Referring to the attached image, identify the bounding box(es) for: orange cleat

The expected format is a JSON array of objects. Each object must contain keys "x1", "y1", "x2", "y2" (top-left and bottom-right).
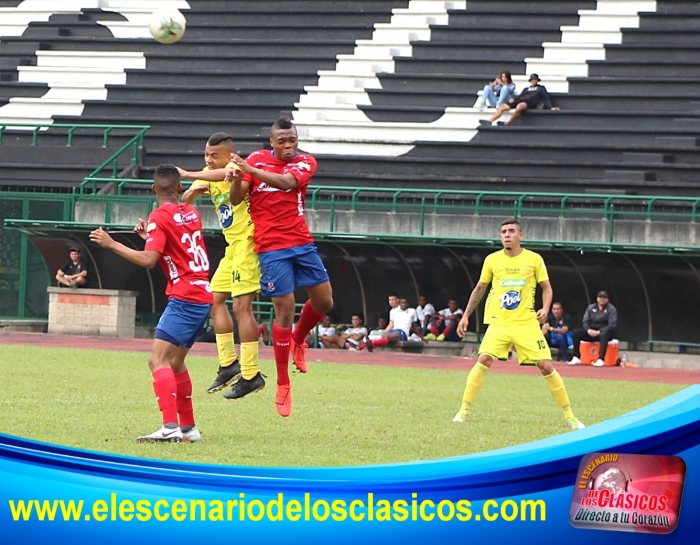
[
  {"x1": 292, "y1": 340, "x2": 308, "y2": 373},
  {"x1": 275, "y1": 384, "x2": 292, "y2": 417}
]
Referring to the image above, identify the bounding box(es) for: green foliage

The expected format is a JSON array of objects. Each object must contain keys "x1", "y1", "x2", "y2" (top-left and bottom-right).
[{"x1": 0, "y1": 345, "x2": 686, "y2": 467}]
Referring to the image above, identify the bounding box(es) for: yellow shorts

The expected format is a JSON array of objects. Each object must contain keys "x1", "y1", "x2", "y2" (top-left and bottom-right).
[
  {"x1": 479, "y1": 321, "x2": 552, "y2": 365},
  {"x1": 210, "y1": 237, "x2": 261, "y2": 297}
]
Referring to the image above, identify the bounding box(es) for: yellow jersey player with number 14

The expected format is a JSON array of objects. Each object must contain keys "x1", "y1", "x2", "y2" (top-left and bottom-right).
[
  {"x1": 453, "y1": 217, "x2": 585, "y2": 430},
  {"x1": 179, "y1": 133, "x2": 265, "y2": 400}
]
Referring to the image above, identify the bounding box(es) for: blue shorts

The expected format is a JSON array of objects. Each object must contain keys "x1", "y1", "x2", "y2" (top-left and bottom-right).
[
  {"x1": 155, "y1": 298, "x2": 212, "y2": 349},
  {"x1": 389, "y1": 329, "x2": 408, "y2": 341},
  {"x1": 259, "y1": 243, "x2": 330, "y2": 298}
]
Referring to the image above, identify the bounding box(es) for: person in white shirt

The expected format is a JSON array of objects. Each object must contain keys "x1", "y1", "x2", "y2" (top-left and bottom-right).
[
  {"x1": 367, "y1": 298, "x2": 426, "y2": 349},
  {"x1": 321, "y1": 313, "x2": 370, "y2": 350},
  {"x1": 425, "y1": 299, "x2": 464, "y2": 341},
  {"x1": 306, "y1": 315, "x2": 336, "y2": 348},
  {"x1": 368, "y1": 317, "x2": 388, "y2": 341},
  {"x1": 415, "y1": 295, "x2": 436, "y2": 334}
]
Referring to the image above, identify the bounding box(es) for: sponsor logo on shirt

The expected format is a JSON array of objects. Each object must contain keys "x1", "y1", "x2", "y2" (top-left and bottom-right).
[
  {"x1": 499, "y1": 291, "x2": 522, "y2": 310},
  {"x1": 173, "y1": 210, "x2": 199, "y2": 224},
  {"x1": 500, "y1": 278, "x2": 526, "y2": 288},
  {"x1": 146, "y1": 222, "x2": 157, "y2": 233},
  {"x1": 217, "y1": 205, "x2": 233, "y2": 228},
  {"x1": 257, "y1": 182, "x2": 291, "y2": 193}
]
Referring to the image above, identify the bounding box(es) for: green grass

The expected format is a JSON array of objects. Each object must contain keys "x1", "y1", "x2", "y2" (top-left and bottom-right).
[{"x1": 0, "y1": 345, "x2": 688, "y2": 467}]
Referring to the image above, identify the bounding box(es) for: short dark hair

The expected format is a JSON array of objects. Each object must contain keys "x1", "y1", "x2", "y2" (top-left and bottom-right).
[
  {"x1": 207, "y1": 132, "x2": 234, "y2": 148},
  {"x1": 154, "y1": 164, "x2": 181, "y2": 192},
  {"x1": 501, "y1": 217, "x2": 522, "y2": 229},
  {"x1": 271, "y1": 116, "x2": 294, "y2": 132},
  {"x1": 388, "y1": 292, "x2": 399, "y2": 298},
  {"x1": 351, "y1": 313, "x2": 364, "y2": 322}
]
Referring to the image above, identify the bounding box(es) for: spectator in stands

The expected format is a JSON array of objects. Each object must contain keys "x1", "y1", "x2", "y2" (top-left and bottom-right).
[
  {"x1": 542, "y1": 301, "x2": 573, "y2": 362},
  {"x1": 568, "y1": 291, "x2": 618, "y2": 367},
  {"x1": 387, "y1": 292, "x2": 399, "y2": 319},
  {"x1": 368, "y1": 317, "x2": 388, "y2": 341},
  {"x1": 305, "y1": 315, "x2": 336, "y2": 348},
  {"x1": 367, "y1": 297, "x2": 425, "y2": 350},
  {"x1": 425, "y1": 298, "x2": 464, "y2": 341},
  {"x1": 321, "y1": 313, "x2": 370, "y2": 351},
  {"x1": 480, "y1": 74, "x2": 560, "y2": 127},
  {"x1": 55, "y1": 246, "x2": 88, "y2": 288},
  {"x1": 474, "y1": 71, "x2": 516, "y2": 110},
  {"x1": 416, "y1": 295, "x2": 436, "y2": 335}
]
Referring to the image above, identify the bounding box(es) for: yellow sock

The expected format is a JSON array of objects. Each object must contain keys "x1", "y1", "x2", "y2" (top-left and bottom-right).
[
  {"x1": 240, "y1": 341, "x2": 260, "y2": 380},
  {"x1": 544, "y1": 370, "x2": 573, "y2": 418},
  {"x1": 461, "y1": 362, "x2": 489, "y2": 410},
  {"x1": 215, "y1": 332, "x2": 238, "y2": 367}
]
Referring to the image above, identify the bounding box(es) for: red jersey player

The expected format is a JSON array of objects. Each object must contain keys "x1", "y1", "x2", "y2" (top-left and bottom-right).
[
  {"x1": 228, "y1": 117, "x2": 333, "y2": 417},
  {"x1": 89, "y1": 165, "x2": 213, "y2": 442}
]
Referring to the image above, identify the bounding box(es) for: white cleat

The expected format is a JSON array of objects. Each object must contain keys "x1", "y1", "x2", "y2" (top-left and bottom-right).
[
  {"x1": 565, "y1": 416, "x2": 585, "y2": 430},
  {"x1": 136, "y1": 426, "x2": 182, "y2": 443},
  {"x1": 592, "y1": 359, "x2": 605, "y2": 367},
  {"x1": 452, "y1": 409, "x2": 470, "y2": 423},
  {"x1": 182, "y1": 426, "x2": 201, "y2": 443},
  {"x1": 567, "y1": 356, "x2": 581, "y2": 366}
]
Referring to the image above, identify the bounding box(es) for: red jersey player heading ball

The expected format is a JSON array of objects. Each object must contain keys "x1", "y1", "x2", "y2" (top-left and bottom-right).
[
  {"x1": 90, "y1": 165, "x2": 213, "y2": 443},
  {"x1": 229, "y1": 117, "x2": 334, "y2": 418}
]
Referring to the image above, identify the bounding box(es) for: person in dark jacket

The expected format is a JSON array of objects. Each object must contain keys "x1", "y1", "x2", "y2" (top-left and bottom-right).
[
  {"x1": 480, "y1": 74, "x2": 560, "y2": 127},
  {"x1": 567, "y1": 291, "x2": 618, "y2": 367}
]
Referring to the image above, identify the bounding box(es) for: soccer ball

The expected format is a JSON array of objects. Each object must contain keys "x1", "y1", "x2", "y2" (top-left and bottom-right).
[{"x1": 148, "y1": 9, "x2": 186, "y2": 44}]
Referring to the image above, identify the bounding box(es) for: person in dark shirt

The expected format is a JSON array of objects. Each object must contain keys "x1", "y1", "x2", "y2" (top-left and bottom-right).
[
  {"x1": 542, "y1": 301, "x2": 573, "y2": 361},
  {"x1": 481, "y1": 74, "x2": 560, "y2": 127},
  {"x1": 56, "y1": 246, "x2": 88, "y2": 288},
  {"x1": 568, "y1": 291, "x2": 618, "y2": 367}
]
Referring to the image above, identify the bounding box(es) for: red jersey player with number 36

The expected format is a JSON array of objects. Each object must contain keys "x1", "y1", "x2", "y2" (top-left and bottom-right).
[
  {"x1": 228, "y1": 117, "x2": 333, "y2": 418},
  {"x1": 89, "y1": 165, "x2": 213, "y2": 443}
]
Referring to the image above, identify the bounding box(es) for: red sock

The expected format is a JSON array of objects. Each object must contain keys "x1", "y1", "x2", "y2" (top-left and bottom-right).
[
  {"x1": 152, "y1": 367, "x2": 178, "y2": 425},
  {"x1": 292, "y1": 300, "x2": 325, "y2": 345},
  {"x1": 431, "y1": 325, "x2": 438, "y2": 335},
  {"x1": 174, "y1": 369, "x2": 195, "y2": 428},
  {"x1": 372, "y1": 337, "x2": 390, "y2": 348},
  {"x1": 442, "y1": 327, "x2": 452, "y2": 337},
  {"x1": 273, "y1": 322, "x2": 292, "y2": 386}
]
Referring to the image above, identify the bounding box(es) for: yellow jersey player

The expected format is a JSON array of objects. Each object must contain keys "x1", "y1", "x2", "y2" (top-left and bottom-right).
[
  {"x1": 453, "y1": 217, "x2": 584, "y2": 430},
  {"x1": 178, "y1": 133, "x2": 265, "y2": 399}
]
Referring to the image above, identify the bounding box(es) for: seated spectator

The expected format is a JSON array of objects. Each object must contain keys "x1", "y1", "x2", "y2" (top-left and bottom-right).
[
  {"x1": 56, "y1": 246, "x2": 88, "y2": 288},
  {"x1": 474, "y1": 70, "x2": 516, "y2": 110},
  {"x1": 415, "y1": 295, "x2": 436, "y2": 335},
  {"x1": 368, "y1": 317, "x2": 388, "y2": 341},
  {"x1": 425, "y1": 298, "x2": 463, "y2": 341},
  {"x1": 480, "y1": 73, "x2": 560, "y2": 127},
  {"x1": 542, "y1": 301, "x2": 573, "y2": 361},
  {"x1": 257, "y1": 322, "x2": 270, "y2": 346},
  {"x1": 305, "y1": 315, "x2": 336, "y2": 348},
  {"x1": 367, "y1": 298, "x2": 425, "y2": 350},
  {"x1": 321, "y1": 313, "x2": 370, "y2": 351},
  {"x1": 568, "y1": 291, "x2": 618, "y2": 367}
]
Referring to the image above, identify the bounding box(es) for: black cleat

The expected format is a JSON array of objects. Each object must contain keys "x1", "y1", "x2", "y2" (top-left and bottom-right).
[
  {"x1": 206, "y1": 361, "x2": 241, "y2": 393},
  {"x1": 223, "y1": 372, "x2": 266, "y2": 400}
]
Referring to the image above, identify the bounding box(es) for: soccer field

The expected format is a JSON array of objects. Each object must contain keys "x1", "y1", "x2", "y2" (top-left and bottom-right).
[{"x1": 0, "y1": 345, "x2": 687, "y2": 467}]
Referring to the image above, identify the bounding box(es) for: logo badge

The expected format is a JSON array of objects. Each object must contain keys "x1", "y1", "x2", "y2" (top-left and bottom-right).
[
  {"x1": 218, "y1": 205, "x2": 233, "y2": 228},
  {"x1": 267, "y1": 282, "x2": 276, "y2": 293},
  {"x1": 499, "y1": 290, "x2": 521, "y2": 310},
  {"x1": 569, "y1": 452, "x2": 686, "y2": 534}
]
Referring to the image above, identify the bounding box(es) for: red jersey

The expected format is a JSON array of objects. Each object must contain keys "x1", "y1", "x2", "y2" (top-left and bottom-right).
[
  {"x1": 144, "y1": 202, "x2": 213, "y2": 304},
  {"x1": 243, "y1": 150, "x2": 317, "y2": 253}
]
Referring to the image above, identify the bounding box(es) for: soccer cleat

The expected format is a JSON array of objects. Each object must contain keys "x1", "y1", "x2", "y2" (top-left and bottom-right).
[
  {"x1": 424, "y1": 333, "x2": 437, "y2": 341},
  {"x1": 567, "y1": 356, "x2": 581, "y2": 366},
  {"x1": 452, "y1": 408, "x2": 470, "y2": 423},
  {"x1": 275, "y1": 384, "x2": 292, "y2": 417},
  {"x1": 182, "y1": 426, "x2": 201, "y2": 443},
  {"x1": 206, "y1": 360, "x2": 241, "y2": 393},
  {"x1": 223, "y1": 372, "x2": 266, "y2": 399},
  {"x1": 136, "y1": 426, "x2": 182, "y2": 443},
  {"x1": 565, "y1": 416, "x2": 585, "y2": 430},
  {"x1": 592, "y1": 359, "x2": 605, "y2": 367},
  {"x1": 365, "y1": 338, "x2": 374, "y2": 352},
  {"x1": 479, "y1": 119, "x2": 491, "y2": 127},
  {"x1": 291, "y1": 340, "x2": 308, "y2": 373},
  {"x1": 436, "y1": 333, "x2": 446, "y2": 342}
]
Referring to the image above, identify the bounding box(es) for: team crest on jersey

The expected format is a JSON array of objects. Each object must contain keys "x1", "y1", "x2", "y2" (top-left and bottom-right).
[
  {"x1": 296, "y1": 161, "x2": 312, "y2": 171},
  {"x1": 218, "y1": 205, "x2": 233, "y2": 228},
  {"x1": 500, "y1": 291, "x2": 522, "y2": 310}
]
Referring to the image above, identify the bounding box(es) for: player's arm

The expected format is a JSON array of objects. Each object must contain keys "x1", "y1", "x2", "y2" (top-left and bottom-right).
[
  {"x1": 384, "y1": 320, "x2": 394, "y2": 334},
  {"x1": 89, "y1": 227, "x2": 160, "y2": 269},
  {"x1": 411, "y1": 321, "x2": 425, "y2": 342},
  {"x1": 457, "y1": 281, "x2": 490, "y2": 337},
  {"x1": 177, "y1": 167, "x2": 238, "y2": 182},
  {"x1": 537, "y1": 280, "x2": 553, "y2": 324},
  {"x1": 231, "y1": 153, "x2": 298, "y2": 190},
  {"x1": 182, "y1": 182, "x2": 209, "y2": 205}
]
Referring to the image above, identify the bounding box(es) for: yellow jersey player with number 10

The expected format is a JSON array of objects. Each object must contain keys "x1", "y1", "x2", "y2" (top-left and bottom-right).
[
  {"x1": 453, "y1": 217, "x2": 585, "y2": 431},
  {"x1": 179, "y1": 133, "x2": 265, "y2": 401}
]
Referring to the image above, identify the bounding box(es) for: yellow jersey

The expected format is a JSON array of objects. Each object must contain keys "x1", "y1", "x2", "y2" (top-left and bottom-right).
[
  {"x1": 480, "y1": 248, "x2": 549, "y2": 324},
  {"x1": 189, "y1": 162, "x2": 254, "y2": 245}
]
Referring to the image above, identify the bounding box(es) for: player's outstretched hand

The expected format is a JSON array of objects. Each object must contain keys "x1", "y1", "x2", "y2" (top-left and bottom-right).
[
  {"x1": 133, "y1": 218, "x2": 148, "y2": 241},
  {"x1": 457, "y1": 315, "x2": 469, "y2": 338},
  {"x1": 230, "y1": 154, "x2": 251, "y2": 173},
  {"x1": 223, "y1": 168, "x2": 243, "y2": 183},
  {"x1": 536, "y1": 309, "x2": 548, "y2": 324},
  {"x1": 89, "y1": 227, "x2": 115, "y2": 249}
]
